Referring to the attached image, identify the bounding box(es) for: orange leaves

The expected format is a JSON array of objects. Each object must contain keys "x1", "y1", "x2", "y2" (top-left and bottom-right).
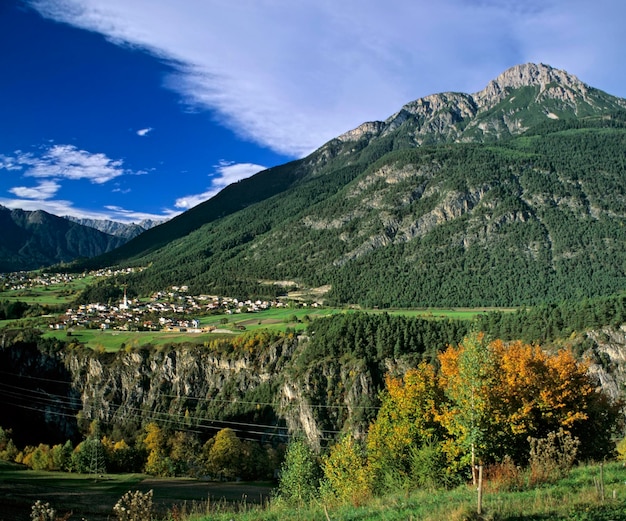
[{"x1": 370, "y1": 333, "x2": 607, "y2": 470}]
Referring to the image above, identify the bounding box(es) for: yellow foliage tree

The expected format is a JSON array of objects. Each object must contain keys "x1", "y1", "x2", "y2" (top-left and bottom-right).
[
  {"x1": 438, "y1": 335, "x2": 616, "y2": 465},
  {"x1": 204, "y1": 428, "x2": 243, "y2": 480},
  {"x1": 322, "y1": 435, "x2": 371, "y2": 506},
  {"x1": 367, "y1": 361, "x2": 443, "y2": 485}
]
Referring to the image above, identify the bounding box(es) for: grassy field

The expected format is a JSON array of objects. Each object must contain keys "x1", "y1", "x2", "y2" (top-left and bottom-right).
[
  {"x1": 0, "y1": 276, "x2": 95, "y2": 305},
  {"x1": 3, "y1": 273, "x2": 512, "y2": 351},
  {"x1": 0, "y1": 461, "x2": 274, "y2": 521},
  {"x1": 40, "y1": 306, "x2": 500, "y2": 352},
  {"x1": 3, "y1": 461, "x2": 625, "y2": 521}
]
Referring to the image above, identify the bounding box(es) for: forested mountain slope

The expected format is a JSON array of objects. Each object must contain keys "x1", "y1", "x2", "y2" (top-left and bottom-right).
[
  {"x1": 74, "y1": 63, "x2": 626, "y2": 307},
  {"x1": 0, "y1": 206, "x2": 125, "y2": 272}
]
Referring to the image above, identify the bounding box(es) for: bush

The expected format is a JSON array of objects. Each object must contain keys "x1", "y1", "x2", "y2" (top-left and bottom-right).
[
  {"x1": 528, "y1": 429, "x2": 579, "y2": 485},
  {"x1": 113, "y1": 490, "x2": 154, "y2": 521},
  {"x1": 321, "y1": 435, "x2": 371, "y2": 506},
  {"x1": 30, "y1": 500, "x2": 56, "y2": 521},
  {"x1": 409, "y1": 439, "x2": 452, "y2": 490},
  {"x1": 484, "y1": 455, "x2": 525, "y2": 492}
]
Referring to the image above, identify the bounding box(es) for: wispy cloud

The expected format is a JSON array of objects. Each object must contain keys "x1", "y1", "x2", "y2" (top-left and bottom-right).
[
  {"x1": 175, "y1": 160, "x2": 265, "y2": 210},
  {"x1": 103, "y1": 205, "x2": 180, "y2": 222},
  {"x1": 0, "y1": 144, "x2": 136, "y2": 184},
  {"x1": 27, "y1": 1, "x2": 626, "y2": 157},
  {"x1": 0, "y1": 155, "x2": 23, "y2": 171},
  {"x1": 9, "y1": 180, "x2": 60, "y2": 200},
  {"x1": 136, "y1": 127, "x2": 153, "y2": 136}
]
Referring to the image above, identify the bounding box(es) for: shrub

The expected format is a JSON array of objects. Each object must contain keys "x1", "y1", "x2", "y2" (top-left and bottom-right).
[
  {"x1": 528, "y1": 429, "x2": 579, "y2": 486},
  {"x1": 409, "y1": 439, "x2": 453, "y2": 490},
  {"x1": 321, "y1": 435, "x2": 371, "y2": 506},
  {"x1": 113, "y1": 489, "x2": 154, "y2": 521},
  {"x1": 30, "y1": 500, "x2": 56, "y2": 521},
  {"x1": 616, "y1": 436, "x2": 626, "y2": 463},
  {"x1": 484, "y1": 455, "x2": 525, "y2": 492}
]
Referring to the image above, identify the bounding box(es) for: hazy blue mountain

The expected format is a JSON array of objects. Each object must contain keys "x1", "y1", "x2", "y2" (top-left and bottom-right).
[
  {"x1": 64, "y1": 216, "x2": 163, "y2": 240},
  {"x1": 0, "y1": 206, "x2": 126, "y2": 272}
]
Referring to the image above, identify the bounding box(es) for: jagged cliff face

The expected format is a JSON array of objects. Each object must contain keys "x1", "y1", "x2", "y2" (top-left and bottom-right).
[
  {"x1": 587, "y1": 326, "x2": 626, "y2": 401},
  {"x1": 62, "y1": 339, "x2": 297, "y2": 435},
  {"x1": 64, "y1": 328, "x2": 626, "y2": 449},
  {"x1": 2, "y1": 325, "x2": 626, "y2": 450},
  {"x1": 17, "y1": 336, "x2": 371, "y2": 448}
]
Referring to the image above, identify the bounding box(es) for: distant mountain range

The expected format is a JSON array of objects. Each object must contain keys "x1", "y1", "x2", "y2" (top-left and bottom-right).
[
  {"x1": 0, "y1": 206, "x2": 128, "y2": 272},
  {"x1": 35, "y1": 64, "x2": 626, "y2": 305},
  {"x1": 0, "y1": 208, "x2": 163, "y2": 272},
  {"x1": 64, "y1": 216, "x2": 162, "y2": 240}
]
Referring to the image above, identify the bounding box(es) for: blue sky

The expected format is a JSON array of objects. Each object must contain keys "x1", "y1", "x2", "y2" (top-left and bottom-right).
[{"x1": 1, "y1": 0, "x2": 626, "y2": 223}]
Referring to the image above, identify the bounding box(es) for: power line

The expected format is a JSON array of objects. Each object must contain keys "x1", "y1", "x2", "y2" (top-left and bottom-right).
[{"x1": 0, "y1": 382, "x2": 344, "y2": 440}]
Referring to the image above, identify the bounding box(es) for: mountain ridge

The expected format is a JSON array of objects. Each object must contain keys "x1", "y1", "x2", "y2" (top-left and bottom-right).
[
  {"x1": 0, "y1": 206, "x2": 126, "y2": 272},
  {"x1": 338, "y1": 63, "x2": 626, "y2": 146},
  {"x1": 64, "y1": 216, "x2": 163, "y2": 240},
  {"x1": 67, "y1": 63, "x2": 626, "y2": 307}
]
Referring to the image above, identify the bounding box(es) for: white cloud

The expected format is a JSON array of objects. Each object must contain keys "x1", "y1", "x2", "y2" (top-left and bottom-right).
[
  {"x1": 27, "y1": 0, "x2": 626, "y2": 157},
  {"x1": 0, "y1": 155, "x2": 23, "y2": 171},
  {"x1": 137, "y1": 127, "x2": 153, "y2": 136},
  {"x1": 9, "y1": 180, "x2": 61, "y2": 200},
  {"x1": 0, "y1": 144, "x2": 137, "y2": 184},
  {"x1": 175, "y1": 160, "x2": 265, "y2": 209}
]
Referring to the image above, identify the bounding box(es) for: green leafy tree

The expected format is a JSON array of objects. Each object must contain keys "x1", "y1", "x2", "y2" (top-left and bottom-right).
[
  {"x1": 278, "y1": 438, "x2": 320, "y2": 506},
  {"x1": 203, "y1": 428, "x2": 243, "y2": 480},
  {"x1": 438, "y1": 332, "x2": 496, "y2": 480}
]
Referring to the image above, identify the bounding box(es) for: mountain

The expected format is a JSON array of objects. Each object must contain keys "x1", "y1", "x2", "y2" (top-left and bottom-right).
[
  {"x1": 0, "y1": 206, "x2": 126, "y2": 272},
  {"x1": 73, "y1": 63, "x2": 626, "y2": 307},
  {"x1": 64, "y1": 216, "x2": 163, "y2": 240}
]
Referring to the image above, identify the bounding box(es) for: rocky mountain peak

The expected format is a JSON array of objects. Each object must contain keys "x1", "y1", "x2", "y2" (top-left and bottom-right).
[
  {"x1": 334, "y1": 63, "x2": 625, "y2": 147},
  {"x1": 473, "y1": 62, "x2": 589, "y2": 107}
]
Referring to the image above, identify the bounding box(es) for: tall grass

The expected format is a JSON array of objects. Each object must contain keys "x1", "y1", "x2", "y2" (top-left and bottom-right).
[{"x1": 184, "y1": 462, "x2": 626, "y2": 521}]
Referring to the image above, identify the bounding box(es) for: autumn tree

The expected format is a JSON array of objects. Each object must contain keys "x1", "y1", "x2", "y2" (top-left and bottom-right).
[
  {"x1": 321, "y1": 435, "x2": 371, "y2": 505},
  {"x1": 143, "y1": 422, "x2": 174, "y2": 476},
  {"x1": 367, "y1": 361, "x2": 444, "y2": 490},
  {"x1": 489, "y1": 340, "x2": 620, "y2": 462},
  {"x1": 438, "y1": 332, "x2": 496, "y2": 480},
  {"x1": 168, "y1": 430, "x2": 201, "y2": 476},
  {"x1": 438, "y1": 335, "x2": 620, "y2": 467},
  {"x1": 203, "y1": 428, "x2": 243, "y2": 480}
]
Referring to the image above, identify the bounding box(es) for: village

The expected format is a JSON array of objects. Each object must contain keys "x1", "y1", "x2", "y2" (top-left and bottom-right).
[{"x1": 1, "y1": 269, "x2": 311, "y2": 333}]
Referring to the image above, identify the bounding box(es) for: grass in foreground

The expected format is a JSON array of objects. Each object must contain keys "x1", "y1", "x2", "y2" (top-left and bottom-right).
[
  {"x1": 188, "y1": 462, "x2": 626, "y2": 521},
  {"x1": 1, "y1": 462, "x2": 624, "y2": 520}
]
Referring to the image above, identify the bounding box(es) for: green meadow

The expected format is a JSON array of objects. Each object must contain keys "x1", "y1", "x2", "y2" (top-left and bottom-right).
[
  {"x1": 3, "y1": 460, "x2": 626, "y2": 521},
  {"x1": 40, "y1": 306, "x2": 500, "y2": 351}
]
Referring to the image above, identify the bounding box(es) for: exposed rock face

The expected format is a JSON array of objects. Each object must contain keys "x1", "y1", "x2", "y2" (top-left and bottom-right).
[
  {"x1": 3, "y1": 323, "x2": 626, "y2": 451},
  {"x1": 65, "y1": 217, "x2": 163, "y2": 240},
  {"x1": 586, "y1": 326, "x2": 626, "y2": 401},
  {"x1": 62, "y1": 339, "x2": 296, "y2": 434},
  {"x1": 473, "y1": 62, "x2": 590, "y2": 107}
]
